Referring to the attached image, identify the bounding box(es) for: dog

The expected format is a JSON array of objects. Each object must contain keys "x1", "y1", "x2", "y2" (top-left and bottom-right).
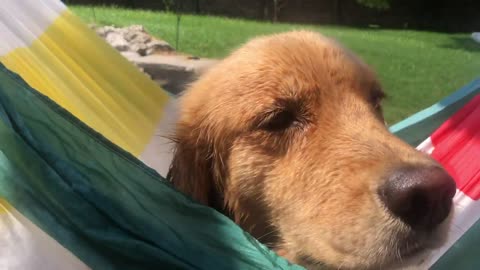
[{"x1": 167, "y1": 30, "x2": 456, "y2": 269}]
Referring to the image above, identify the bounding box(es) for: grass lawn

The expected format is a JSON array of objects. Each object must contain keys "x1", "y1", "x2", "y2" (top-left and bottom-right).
[{"x1": 71, "y1": 5, "x2": 480, "y2": 125}]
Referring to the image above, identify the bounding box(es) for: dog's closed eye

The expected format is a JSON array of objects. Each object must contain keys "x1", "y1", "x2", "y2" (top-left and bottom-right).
[{"x1": 259, "y1": 109, "x2": 297, "y2": 132}]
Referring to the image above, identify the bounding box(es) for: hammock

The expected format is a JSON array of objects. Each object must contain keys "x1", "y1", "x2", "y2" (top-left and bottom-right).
[{"x1": 0, "y1": 0, "x2": 478, "y2": 269}]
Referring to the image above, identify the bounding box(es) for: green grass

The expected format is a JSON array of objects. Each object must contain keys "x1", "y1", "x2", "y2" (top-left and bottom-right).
[{"x1": 70, "y1": 5, "x2": 480, "y2": 124}]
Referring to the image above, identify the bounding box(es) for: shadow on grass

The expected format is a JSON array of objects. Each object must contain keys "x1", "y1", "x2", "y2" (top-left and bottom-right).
[{"x1": 439, "y1": 36, "x2": 480, "y2": 52}]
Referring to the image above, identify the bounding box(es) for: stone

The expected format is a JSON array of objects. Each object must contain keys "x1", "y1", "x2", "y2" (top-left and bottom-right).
[
  {"x1": 93, "y1": 24, "x2": 175, "y2": 57},
  {"x1": 127, "y1": 25, "x2": 145, "y2": 33},
  {"x1": 130, "y1": 32, "x2": 151, "y2": 44},
  {"x1": 90, "y1": 24, "x2": 221, "y2": 94},
  {"x1": 123, "y1": 25, "x2": 150, "y2": 43},
  {"x1": 95, "y1": 25, "x2": 116, "y2": 38},
  {"x1": 124, "y1": 31, "x2": 138, "y2": 42},
  {"x1": 146, "y1": 40, "x2": 174, "y2": 55},
  {"x1": 105, "y1": 32, "x2": 129, "y2": 51},
  {"x1": 130, "y1": 42, "x2": 148, "y2": 56}
]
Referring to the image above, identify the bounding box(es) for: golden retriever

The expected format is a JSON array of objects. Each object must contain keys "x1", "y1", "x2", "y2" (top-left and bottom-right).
[{"x1": 167, "y1": 30, "x2": 456, "y2": 269}]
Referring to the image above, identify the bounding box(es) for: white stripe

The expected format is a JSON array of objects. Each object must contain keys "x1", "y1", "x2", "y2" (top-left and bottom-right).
[
  {"x1": 0, "y1": 205, "x2": 90, "y2": 270},
  {"x1": 416, "y1": 137, "x2": 435, "y2": 154},
  {"x1": 139, "y1": 98, "x2": 178, "y2": 178},
  {"x1": 0, "y1": 0, "x2": 67, "y2": 56}
]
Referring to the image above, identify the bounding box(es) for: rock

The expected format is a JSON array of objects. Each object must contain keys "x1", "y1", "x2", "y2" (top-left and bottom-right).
[
  {"x1": 123, "y1": 31, "x2": 137, "y2": 42},
  {"x1": 105, "y1": 32, "x2": 129, "y2": 51},
  {"x1": 146, "y1": 40, "x2": 174, "y2": 55},
  {"x1": 131, "y1": 33, "x2": 152, "y2": 44},
  {"x1": 124, "y1": 31, "x2": 151, "y2": 44},
  {"x1": 123, "y1": 25, "x2": 151, "y2": 44},
  {"x1": 90, "y1": 24, "x2": 221, "y2": 94},
  {"x1": 130, "y1": 42, "x2": 148, "y2": 56},
  {"x1": 93, "y1": 24, "x2": 175, "y2": 57},
  {"x1": 126, "y1": 25, "x2": 145, "y2": 33},
  {"x1": 95, "y1": 25, "x2": 116, "y2": 38}
]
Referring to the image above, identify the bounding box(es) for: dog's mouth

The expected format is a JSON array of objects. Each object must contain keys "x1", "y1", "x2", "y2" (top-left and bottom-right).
[
  {"x1": 395, "y1": 234, "x2": 431, "y2": 263},
  {"x1": 386, "y1": 213, "x2": 454, "y2": 269},
  {"x1": 291, "y1": 227, "x2": 448, "y2": 270},
  {"x1": 384, "y1": 236, "x2": 438, "y2": 270},
  {"x1": 398, "y1": 237, "x2": 424, "y2": 256}
]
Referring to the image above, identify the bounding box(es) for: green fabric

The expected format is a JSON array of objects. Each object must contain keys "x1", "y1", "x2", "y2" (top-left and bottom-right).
[{"x1": 0, "y1": 63, "x2": 304, "y2": 270}]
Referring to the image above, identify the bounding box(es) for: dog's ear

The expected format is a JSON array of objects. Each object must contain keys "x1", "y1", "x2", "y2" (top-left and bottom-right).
[{"x1": 166, "y1": 123, "x2": 225, "y2": 211}]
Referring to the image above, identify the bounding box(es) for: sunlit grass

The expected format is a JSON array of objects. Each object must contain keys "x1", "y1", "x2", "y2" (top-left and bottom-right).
[{"x1": 71, "y1": 5, "x2": 480, "y2": 124}]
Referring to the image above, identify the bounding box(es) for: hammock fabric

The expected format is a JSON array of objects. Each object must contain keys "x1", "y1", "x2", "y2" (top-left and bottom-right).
[
  {"x1": 0, "y1": 0, "x2": 176, "y2": 177},
  {"x1": 0, "y1": 0, "x2": 479, "y2": 269},
  {"x1": 414, "y1": 88, "x2": 480, "y2": 269},
  {"x1": 0, "y1": 62, "x2": 299, "y2": 270}
]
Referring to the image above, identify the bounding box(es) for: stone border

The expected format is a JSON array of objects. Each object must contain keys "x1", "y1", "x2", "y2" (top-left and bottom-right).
[{"x1": 90, "y1": 24, "x2": 219, "y2": 94}]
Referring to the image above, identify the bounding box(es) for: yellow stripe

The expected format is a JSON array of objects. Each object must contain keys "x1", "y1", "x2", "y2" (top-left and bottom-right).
[
  {"x1": 0, "y1": 10, "x2": 169, "y2": 156},
  {"x1": 0, "y1": 198, "x2": 11, "y2": 214}
]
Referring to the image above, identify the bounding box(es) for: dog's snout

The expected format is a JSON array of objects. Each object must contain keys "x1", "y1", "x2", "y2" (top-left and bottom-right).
[{"x1": 379, "y1": 166, "x2": 457, "y2": 230}]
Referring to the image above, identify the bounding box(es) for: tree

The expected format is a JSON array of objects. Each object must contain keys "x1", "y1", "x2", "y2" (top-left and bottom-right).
[
  {"x1": 333, "y1": 0, "x2": 342, "y2": 24},
  {"x1": 356, "y1": 0, "x2": 390, "y2": 10},
  {"x1": 272, "y1": 0, "x2": 288, "y2": 23}
]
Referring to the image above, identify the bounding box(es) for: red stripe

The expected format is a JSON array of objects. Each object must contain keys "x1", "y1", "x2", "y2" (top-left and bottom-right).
[{"x1": 430, "y1": 94, "x2": 480, "y2": 200}]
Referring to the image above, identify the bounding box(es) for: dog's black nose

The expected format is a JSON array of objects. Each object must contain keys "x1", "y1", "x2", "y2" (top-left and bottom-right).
[{"x1": 379, "y1": 166, "x2": 456, "y2": 230}]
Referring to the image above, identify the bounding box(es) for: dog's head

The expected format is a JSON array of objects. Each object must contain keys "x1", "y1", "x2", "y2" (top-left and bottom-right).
[{"x1": 168, "y1": 31, "x2": 456, "y2": 269}]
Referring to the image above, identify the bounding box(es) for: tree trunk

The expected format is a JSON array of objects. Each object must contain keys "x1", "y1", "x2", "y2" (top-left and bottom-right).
[
  {"x1": 333, "y1": 0, "x2": 342, "y2": 24},
  {"x1": 195, "y1": 0, "x2": 200, "y2": 14},
  {"x1": 273, "y1": 0, "x2": 278, "y2": 23},
  {"x1": 262, "y1": 0, "x2": 269, "y2": 20}
]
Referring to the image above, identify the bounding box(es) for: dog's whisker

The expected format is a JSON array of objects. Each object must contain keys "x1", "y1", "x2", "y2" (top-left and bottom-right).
[{"x1": 256, "y1": 229, "x2": 278, "y2": 241}]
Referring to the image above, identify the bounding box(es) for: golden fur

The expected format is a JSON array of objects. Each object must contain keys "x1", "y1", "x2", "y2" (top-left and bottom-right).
[{"x1": 167, "y1": 31, "x2": 449, "y2": 269}]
